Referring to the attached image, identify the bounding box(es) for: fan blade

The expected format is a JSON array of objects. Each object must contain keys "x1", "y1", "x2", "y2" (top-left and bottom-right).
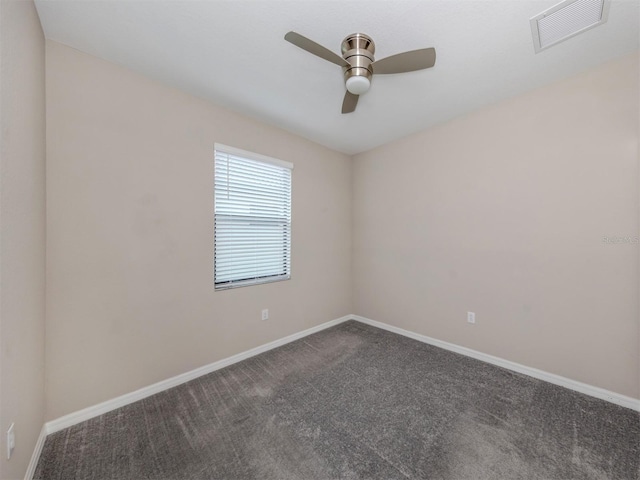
[
  {"x1": 372, "y1": 47, "x2": 436, "y2": 74},
  {"x1": 284, "y1": 31, "x2": 349, "y2": 68},
  {"x1": 341, "y1": 91, "x2": 359, "y2": 114}
]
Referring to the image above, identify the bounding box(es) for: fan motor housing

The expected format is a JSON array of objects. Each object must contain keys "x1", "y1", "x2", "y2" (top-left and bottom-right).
[{"x1": 341, "y1": 33, "x2": 375, "y2": 85}]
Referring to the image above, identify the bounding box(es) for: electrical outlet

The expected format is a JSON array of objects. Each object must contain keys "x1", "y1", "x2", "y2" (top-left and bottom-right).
[
  {"x1": 467, "y1": 312, "x2": 476, "y2": 324},
  {"x1": 6, "y1": 423, "x2": 15, "y2": 460},
  {"x1": 261, "y1": 309, "x2": 269, "y2": 321}
]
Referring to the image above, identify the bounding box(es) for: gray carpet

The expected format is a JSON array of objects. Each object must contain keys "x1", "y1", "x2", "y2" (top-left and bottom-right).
[{"x1": 35, "y1": 320, "x2": 639, "y2": 480}]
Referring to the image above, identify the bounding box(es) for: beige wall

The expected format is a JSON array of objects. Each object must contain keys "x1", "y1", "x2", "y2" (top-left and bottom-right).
[
  {"x1": 44, "y1": 39, "x2": 639, "y2": 423},
  {"x1": 45, "y1": 41, "x2": 352, "y2": 420},
  {"x1": 353, "y1": 53, "x2": 639, "y2": 399},
  {"x1": 0, "y1": 0, "x2": 47, "y2": 478}
]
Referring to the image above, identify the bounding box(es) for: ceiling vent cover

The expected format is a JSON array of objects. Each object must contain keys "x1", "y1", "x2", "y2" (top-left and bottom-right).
[{"x1": 531, "y1": 0, "x2": 609, "y2": 53}]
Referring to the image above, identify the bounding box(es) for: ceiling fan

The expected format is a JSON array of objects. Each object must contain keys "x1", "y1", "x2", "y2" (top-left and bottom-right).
[{"x1": 284, "y1": 31, "x2": 436, "y2": 114}]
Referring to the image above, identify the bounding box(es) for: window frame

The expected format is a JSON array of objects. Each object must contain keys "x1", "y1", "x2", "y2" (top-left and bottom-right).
[{"x1": 213, "y1": 144, "x2": 293, "y2": 291}]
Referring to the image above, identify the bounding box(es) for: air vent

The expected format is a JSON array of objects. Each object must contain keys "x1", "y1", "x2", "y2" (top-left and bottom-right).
[{"x1": 530, "y1": 0, "x2": 609, "y2": 53}]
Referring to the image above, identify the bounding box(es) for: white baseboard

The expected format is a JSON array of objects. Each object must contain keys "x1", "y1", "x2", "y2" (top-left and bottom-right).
[
  {"x1": 351, "y1": 315, "x2": 640, "y2": 412},
  {"x1": 31, "y1": 311, "x2": 638, "y2": 476},
  {"x1": 24, "y1": 425, "x2": 47, "y2": 480},
  {"x1": 45, "y1": 315, "x2": 352, "y2": 435}
]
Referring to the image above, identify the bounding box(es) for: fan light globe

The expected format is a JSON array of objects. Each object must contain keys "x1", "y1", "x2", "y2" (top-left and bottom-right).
[{"x1": 346, "y1": 76, "x2": 371, "y2": 95}]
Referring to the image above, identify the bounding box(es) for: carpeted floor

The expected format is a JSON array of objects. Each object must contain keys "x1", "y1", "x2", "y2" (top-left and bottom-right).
[{"x1": 35, "y1": 320, "x2": 639, "y2": 479}]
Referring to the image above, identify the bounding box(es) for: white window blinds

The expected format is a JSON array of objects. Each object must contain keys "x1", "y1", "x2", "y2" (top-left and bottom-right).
[{"x1": 214, "y1": 144, "x2": 292, "y2": 290}]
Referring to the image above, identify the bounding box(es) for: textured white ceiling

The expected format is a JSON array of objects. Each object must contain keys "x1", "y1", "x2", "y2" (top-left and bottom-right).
[{"x1": 34, "y1": 0, "x2": 639, "y2": 154}]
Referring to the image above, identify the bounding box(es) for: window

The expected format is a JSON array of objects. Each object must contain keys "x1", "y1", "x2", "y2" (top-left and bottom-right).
[{"x1": 214, "y1": 144, "x2": 292, "y2": 290}]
